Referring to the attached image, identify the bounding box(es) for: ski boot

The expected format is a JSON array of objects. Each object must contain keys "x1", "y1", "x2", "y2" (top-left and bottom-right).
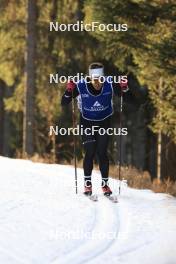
[
  {"x1": 102, "y1": 185, "x2": 112, "y2": 196},
  {"x1": 84, "y1": 186, "x2": 92, "y2": 196}
]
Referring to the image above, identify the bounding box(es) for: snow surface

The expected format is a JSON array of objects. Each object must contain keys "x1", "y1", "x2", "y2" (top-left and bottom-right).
[{"x1": 0, "y1": 156, "x2": 176, "y2": 264}]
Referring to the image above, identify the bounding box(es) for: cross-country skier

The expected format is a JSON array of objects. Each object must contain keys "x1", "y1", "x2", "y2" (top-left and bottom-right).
[{"x1": 61, "y1": 62, "x2": 143, "y2": 196}]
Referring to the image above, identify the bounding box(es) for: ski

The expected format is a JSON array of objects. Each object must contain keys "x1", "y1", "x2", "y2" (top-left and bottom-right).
[
  {"x1": 104, "y1": 195, "x2": 118, "y2": 203},
  {"x1": 83, "y1": 193, "x2": 118, "y2": 202},
  {"x1": 86, "y1": 194, "x2": 98, "y2": 202}
]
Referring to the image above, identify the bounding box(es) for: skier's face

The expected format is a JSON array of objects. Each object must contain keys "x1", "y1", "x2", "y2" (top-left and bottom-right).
[{"x1": 91, "y1": 78, "x2": 103, "y2": 90}]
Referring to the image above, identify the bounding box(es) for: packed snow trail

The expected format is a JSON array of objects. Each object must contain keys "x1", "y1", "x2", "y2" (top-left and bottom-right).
[{"x1": 0, "y1": 157, "x2": 176, "y2": 264}]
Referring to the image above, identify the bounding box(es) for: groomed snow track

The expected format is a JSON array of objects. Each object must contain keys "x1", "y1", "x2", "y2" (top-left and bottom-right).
[{"x1": 0, "y1": 157, "x2": 176, "y2": 264}]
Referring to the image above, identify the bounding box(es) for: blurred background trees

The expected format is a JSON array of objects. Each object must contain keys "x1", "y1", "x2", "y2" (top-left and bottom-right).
[{"x1": 0, "y1": 0, "x2": 175, "y2": 181}]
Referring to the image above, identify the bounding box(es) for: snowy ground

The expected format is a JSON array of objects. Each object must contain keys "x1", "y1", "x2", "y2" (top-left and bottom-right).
[{"x1": 0, "y1": 156, "x2": 176, "y2": 264}]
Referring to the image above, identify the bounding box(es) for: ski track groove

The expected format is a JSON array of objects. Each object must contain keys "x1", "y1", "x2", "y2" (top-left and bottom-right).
[
  {"x1": 83, "y1": 197, "x2": 120, "y2": 264},
  {"x1": 52, "y1": 196, "x2": 120, "y2": 264},
  {"x1": 53, "y1": 194, "x2": 99, "y2": 259}
]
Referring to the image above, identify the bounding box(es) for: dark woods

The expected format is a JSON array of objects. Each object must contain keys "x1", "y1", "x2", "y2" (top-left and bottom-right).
[{"x1": 0, "y1": 0, "x2": 175, "y2": 182}]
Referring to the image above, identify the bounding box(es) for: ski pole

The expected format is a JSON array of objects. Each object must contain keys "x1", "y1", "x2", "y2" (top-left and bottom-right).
[
  {"x1": 118, "y1": 86, "x2": 123, "y2": 195},
  {"x1": 72, "y1": 91, "x2": 78, "y2": 194}
]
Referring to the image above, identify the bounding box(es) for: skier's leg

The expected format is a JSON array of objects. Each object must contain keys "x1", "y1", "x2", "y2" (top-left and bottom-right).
[
  {"x1": 96, "y1": 133, "x2": 109, "y2": 187},
  {"x1": 80, "y1": 116, "x2": 97, "y2": 190},
  {"x1": 97, "y1": 134, "x2": 112, "y2": 196},
  {"x1": 83, "y1": 140, "x2": 96, "y2": 187}
]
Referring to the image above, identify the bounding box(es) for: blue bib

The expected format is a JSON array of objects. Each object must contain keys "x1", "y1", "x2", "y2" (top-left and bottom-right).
[{"x1": 77, "y1": 79, "x2": 113, "y2": 121}]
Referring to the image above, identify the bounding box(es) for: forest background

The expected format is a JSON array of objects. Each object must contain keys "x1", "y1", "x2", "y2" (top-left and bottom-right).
[{"x1": 0, "y1": 0, "x2": 175, "y2": 193}]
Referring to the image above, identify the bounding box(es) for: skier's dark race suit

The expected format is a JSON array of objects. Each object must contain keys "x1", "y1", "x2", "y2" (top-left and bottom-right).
[{"x1": 61, "y1": 63, "x2": 142, "y2": 196}]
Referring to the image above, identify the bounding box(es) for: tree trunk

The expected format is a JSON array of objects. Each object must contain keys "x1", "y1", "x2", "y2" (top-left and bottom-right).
[
  {"x1": 157, "y1": 77, "x2": 163, "y2": 180},
  {"x1": 23, "y1": 0, "x2": 37, "y2": 156},
  {"x1": 0, "y1": 80, "x2": 5, "y2": 154},
  {"x1": 3, "y1": 86, "x2": 14, "y2": 157},
  {"x1": 157, "y1": 131, "x2": 162, "y2": 180}
]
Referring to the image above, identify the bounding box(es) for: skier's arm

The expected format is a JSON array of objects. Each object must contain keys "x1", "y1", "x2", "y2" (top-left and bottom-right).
[
  {"x1": 112, "y1": 81, "x2": 146, "y2": 104},
  {"x1": 112, "y1": 82, "x2": 131, "y2": 100},
  {"x1": 61, "y1": 81, "x2": 79, "y2": 106}
]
